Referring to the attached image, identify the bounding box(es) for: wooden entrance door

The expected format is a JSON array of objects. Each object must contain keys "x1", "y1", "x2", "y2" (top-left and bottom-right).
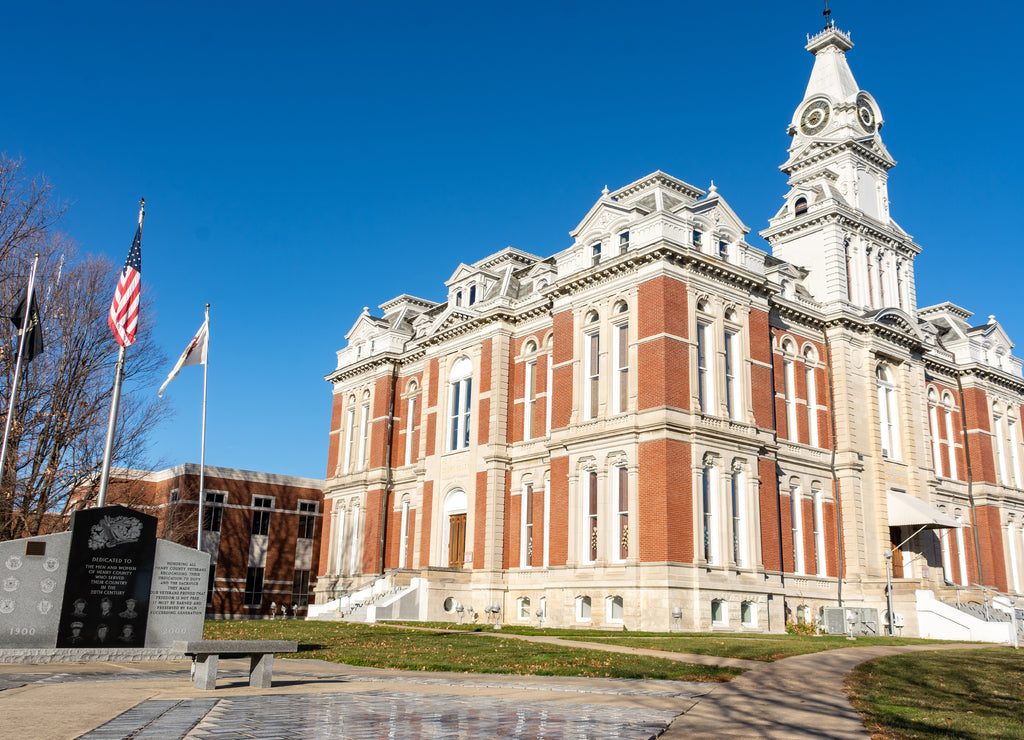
[{"x1": 448, "y1": 514, "x2": 466, "y2": 567}]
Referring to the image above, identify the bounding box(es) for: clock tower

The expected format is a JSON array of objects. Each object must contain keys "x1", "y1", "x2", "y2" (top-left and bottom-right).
[{"x1": 761, "y1": 22, "x2": 921, "y2": 315}]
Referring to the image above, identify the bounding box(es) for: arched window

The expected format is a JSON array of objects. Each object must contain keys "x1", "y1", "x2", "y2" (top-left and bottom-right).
[
  {"x1": 790, "y1": 478, "x2": 805, "y2": 574},
  {"x1": 468, "y1": 284, "x2": 477, "y2": 305},
  {"x1": 545, "y1": 335, "x2": 554, "y2": 437},
  {"x1": 876, "y1": 365, "x2": 900, "y2": 458},
  {"x1": 927, "y1": 388, "x2": 943, "y2": 477},
  {"x1": 398, "y1": 498, "x2": 411, "y2": 568},
  {"x1": 803, "y1": 347, "x2": 819, "y2": 446},
  {"x1": 343, "y1": 395, "x2": 357, "y2": 473},
  {"x1": 449, "y1": 358, "x2": 473, "y2": 451},
  {"x1": 782, "y1": 340, "x2": 798, "y2": 441},
  {"x1": 794, "y1": 197, "x2": 809, "y2": 216},
  {"x1": 812, "y1": 484, "x2": 826, "y2": 576},
  {"x1": 357, "y1": 390, "x2": 371, "y2": 470},
  {"x1": 517, "y1": 597, "x2": 531, "y2": 621},
  {"x1": 524, "y1": 340, "x2": 538, "y2": 440},
  {"x1": 606, "y1": 595, "x2": 624, "y2": 622},
  {"x1": 696, "y1": 303, "x2": 713, "y2": 413},
  {"x1": 612, "y1": 302, "x2": 629, "y2": 414},
  {"x1": 583, "y1": 311, "x2": 600, "y2": 420},
  {"x1": 942, "y1": 393, "x2": 958, "y2": 479},
  {"x1": 576, "y1": 595, "x2": 592, "y2": 622},
  {"x1": 404, "y1": 380, "x2": 419, "y2": 466},
  {"x1": 711, "y1": 598, "x2": 726, "y2": 626}
]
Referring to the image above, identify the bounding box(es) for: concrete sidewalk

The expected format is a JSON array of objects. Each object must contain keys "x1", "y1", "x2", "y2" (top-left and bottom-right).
[{"x1": 0, "y1": 639, "x2": 988, "y2": 739}]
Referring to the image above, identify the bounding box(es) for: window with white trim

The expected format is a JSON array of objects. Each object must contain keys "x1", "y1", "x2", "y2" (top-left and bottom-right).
[
  {"x1": 711, "y1": 599, "x2": 726, "y2": 626},
  {"x1": 994, "y1": 408, "x2": 1009, "y2": 485},
  {"x1": 343, "y1": 399, "x2": 356, "y2": 473},
  {"x1": 783, "y1": 342, "x2": 798, "y2": 441},
  {"x1": 518, "y1": 597, "x2": 531, "y2": 621},
  {"x1": 741, "y1": 601, "x2": 756, "y2": 627},
  {"x1": 251, "y1": 496, "x2": 273, "y2": 536},
  {"x1": 612, "y1": 305, "x2": 629, "y2": 415},
  {"x1": 955, "y1": 510, "x2": 969, "y2": 586},
  {"x1": 618, "y1": 231, "x2": 629, "y2": 254},
  {"x1": 943, "y1": 395, "x2": 958, "y2": 479},
  {"x1": 1008, "y1": 415, "x2": 1022, "y2": 488},
  {"x1": 398, "y1": 499, "x2": 410, "y2": 568},
  {"x1": 607, "y1": 595, "x2": 624, "y2": 622},
  {"x1": 449, "y1": 357, "x2": 473, "y2": 451},
  {"x1": 729, "y1": 461, "x2": 745, "y2": 567},
  {"x1": 615, "y1": 465, "x2": 628, "y2": 562},
  {"x1": 525, "y1": 354, "x2": 537, "y2": 440},
  {"x1": 404, "y1": 382, "x2": 418, "y2": 466},
  {"x1": 701, "y1": 458, "x2": 718, "y2": 565},
  {"x1": 585, "y1": 470, "x2": 598, "y2": 562},
  {"x1": 203, "y1": 491, "x2": 225, "y2": 533},
  {"x1": 297, "y1": 501, "x2": 317, "y2": 540},
  {"x1": 697, "y1": 320, "x2": 713, "y2": 413},
  {"x1": 938, "y1": 506, "x2": 953, "y2": 584},
  {"x1": 812, "y1": 486, "x2": 826, "y2": 576},
  {"x1": 724, "y1": 328, "x2": 740, "y2": 420},
  {"x1": 349, "y1": 506, "x2": 361, "y2": 574},
  {"x1": 804, "y1": 348, "x2": 819, "y2": 447},
  {"x1": 1006, "y1": 517, "x2": 1020, "y2": 594},
  {"x1": 591, "y1": 242, "x2": 602, "y2": 266},
  {"x1": 876, "y1": 365, "x2": 900, "y2": 458},
  {"x1": 357, "y1": 391, "x2": 370, "y2": 470},
  {"x1": 520, "y1": 481, "x2": 534, "y2": 568},
  {"x1": 790, "y1": 481, "x2": 805, "y2": 574},
  {"x1": 584, "y1": 312, "x2": 600, "y2": 420},
  {"x1": 545, "y1": 337, "x2": 553, "y2": 436},
  {"x1": 543, "y1": 473, "x2": 551, "y2": 568},
  {"x1": 576, "y1": 595, "x2": 592, "y2": 622},
  {"x1": 334, "y1": 508, "x2": 347, "y2": 574},
  {"x1": 928, "y1": 389, "x2": 944, "y2": 477}
]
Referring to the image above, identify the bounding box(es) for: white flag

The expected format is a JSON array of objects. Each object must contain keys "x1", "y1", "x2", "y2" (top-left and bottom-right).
[{"x1": 158, "y1": 317, "x2": 209, "y2": 397}]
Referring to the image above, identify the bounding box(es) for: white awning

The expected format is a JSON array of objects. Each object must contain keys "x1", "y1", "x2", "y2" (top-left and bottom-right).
[{"x1": 887, "y1": 491, "x2": 960, "y2": 529}]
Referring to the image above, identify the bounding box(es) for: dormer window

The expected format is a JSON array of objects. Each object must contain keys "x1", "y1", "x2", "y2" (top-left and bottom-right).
[
  {"x1": 618, "y1": 231, "x2": 629, "y2": 255},
  {"x1": 591, "y1": 242, "x2": 602, "y2": 266},
  {"x1": 455, "y1": 291, "x2": 462, "y2": 307},
  {"x1": 794, "y1": 197, "x2": 809, "y2": 216},
  {"x1": 692, "y1": 229, "x2": 702, "y2": 249},
  {"x1": 469, "y1": 285, "x2": 476, "y2": 305},
  {"x1": 718, "y1": 240, "x2": 729, "y2": 260}
]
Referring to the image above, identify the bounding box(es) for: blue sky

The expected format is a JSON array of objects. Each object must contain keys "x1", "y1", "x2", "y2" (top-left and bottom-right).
[{"x1": 3, "y1": 2, "x2": 1021, "y2": 480}]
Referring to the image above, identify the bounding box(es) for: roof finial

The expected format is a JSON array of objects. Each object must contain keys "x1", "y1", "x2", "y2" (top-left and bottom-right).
[
  {"x1": 601, "y1": 185, "x2": 610, "y2": 197},
  {"x1": 823, "y1": 0, "x2": 832, "y2": 29}
]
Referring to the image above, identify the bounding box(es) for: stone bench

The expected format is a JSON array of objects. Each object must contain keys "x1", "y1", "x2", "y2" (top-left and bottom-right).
[{"x1": 172, "y1": 640, "x2": 298, "y2": 689}]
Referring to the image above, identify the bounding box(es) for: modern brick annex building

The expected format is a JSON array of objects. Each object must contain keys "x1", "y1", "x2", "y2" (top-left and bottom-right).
[
  {"x1": 314, "y1": 23, "x2": 1024, "y2": 635},
  {"x1": 89, "y1": 465, "x2": 324, "y2": 619}
]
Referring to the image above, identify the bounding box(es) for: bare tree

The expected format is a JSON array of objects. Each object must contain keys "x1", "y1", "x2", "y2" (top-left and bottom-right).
[{"x1": 0, "y1": 155, "x2": 169, "y2": 539}]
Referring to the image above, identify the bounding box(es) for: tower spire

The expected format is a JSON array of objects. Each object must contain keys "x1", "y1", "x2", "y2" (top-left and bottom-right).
[{"x1": 823, "y1": 0, "x2": 832, "y2": 30}]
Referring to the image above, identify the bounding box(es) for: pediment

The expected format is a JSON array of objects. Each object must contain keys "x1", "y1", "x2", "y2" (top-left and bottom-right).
[
  {"x1": 691, "y1": 192, "x2": 750, "y2": 235},
  {"x1": 569, "y1": 198, "x2": 632, "y2": 241},
  {"x1": 871, "y1": 307, "x2": 923, "y2": 341},
  {"x1": 344, "y1": 311, "x2": 388, "y2": 342},
  {"x1": 428, "y1": 305, "x2": 476, "y2": 334},
  {"x1": 446, "y1": 263, "x2": 499, "y2": 286}
]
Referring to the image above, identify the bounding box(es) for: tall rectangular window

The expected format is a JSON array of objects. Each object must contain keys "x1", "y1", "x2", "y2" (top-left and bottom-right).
[
  {"x1": 618, "y1": 231, "x2": 629, "y2": 254},
  {"x1": 1007, "y1": 522, "x2": 1020, "y2": 594},
  {"x1": 585, "y1": 330, "x2": 600, "y2": 420},
  {"x1": 929, "y1": 403, "x2": 944, "y2": 477},
  {"x1": 995, "y1": 414, "x2": 1009, "y2": 484},
  {"x1": 404, "y1": 395, "x2": 416, "y2": 465},
  {"x1": 791, "y1": 486, "x2": 805, "y2": 574},
  {"x1": 877, "y1": 367, "x2": 900, "y2": 459},
  {"x1": 813, "y1": 488, "x2": 826, "y2": 576},
  {"x1": 543, "y1": 474, "x2": 551, "y2": 569},
  {"x1": 520, "y1": 483, "x2": 533, "y2": 568},
  {"x1": 616, "y1": 466, "x2": 628, "y2": 561},
  {"x1": 806, "y1": 365, "x2": 819, "y2": 446},
  {"x1": 349, "y1": 507, "x2": 361, "y2": 573},
  {"x1": 297, "y1": 501, "x2": 317, "y2": 540},
  {"x1": 357, "y1": 401, "x2": 370, "y2": 469},
  {"x1": 251, "y1": 496, "x2": 272, "y2": 536},
  {"x1": 944, "y1": 407, "x2": 958, "y2": 479},
  {"x1": 449, "y1": 364, "x2": 472, "y2": 451},
  {"x1": 939, "y1": 526, "x2": 953, "y2": 583},
  {"x1": 591, "y1": 242, "x2": 602, "y2": 266},
  {"x1": 697, "y1": 322, "x2": 712, "y2": 413},
  {"x1": 398, "y1": 500, "x2": 410, "y2": 568},
  {"x1": 524, "y1": 360, "x2": 536, "y2": 440},
  {"x1": 784, "y1": 358, "x2": 798, "y2": 441},
  {"x1": 730, "y1": 466, "x2": 744, "y2": 566},
  {"x1": 243, "y1": 566, "x2": 264, "y2": 607},
  {"x1": 1009, "y1": 419, "x2": 1022, "y2": 488},
  {"x1": 955, "y1": 515, "x2": 969, "y2": 586},
  {"x1": 203, "y1": 491, "x2": 225, "y2": 532},
  {"x1": 343, "y1": 407, "x2": 356, "y2": 472},
  {"x1": 724, "y1": 329, "x2": 739, "y2": 420},
  {"x1": 613, "y1": 321, "x2": 628, "y2": 414},
  {"x1": 702, "y1": 464, "x2": 716, "y2": 564},
  {"x1": 292, "y1": 570, "x2": 310, "y2": 607},
  {"x1": 587, "y1": 472, "x2": 598, "y2": 562}
]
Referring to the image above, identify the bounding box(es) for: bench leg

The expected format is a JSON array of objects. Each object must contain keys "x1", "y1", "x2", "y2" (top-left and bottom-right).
[
  {"x1": 193, "y1": 654, "x2": 218, "y2": 690},
  {"x1": 249, "y1": 652, "x2": 274, "y2": 688}
]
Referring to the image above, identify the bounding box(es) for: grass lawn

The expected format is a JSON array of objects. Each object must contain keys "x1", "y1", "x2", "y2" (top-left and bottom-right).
[
  {"x1": 846, "y1": 648, "x2": 1024, "y2": 739},
  {"x1": 203, "y1": 619, "x2": 742, "y2": 682},
  {"x1": 384, "y1": 622, "x2": 948, "y2": 662}
]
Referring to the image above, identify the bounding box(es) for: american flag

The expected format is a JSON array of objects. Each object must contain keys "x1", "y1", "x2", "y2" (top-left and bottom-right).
[{"x1": 108, "y1": 210, "x2": 144, "y2": 347}]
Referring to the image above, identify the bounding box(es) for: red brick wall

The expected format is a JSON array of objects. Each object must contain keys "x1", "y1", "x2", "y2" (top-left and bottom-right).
[
  {"x1": 637, "y1": 276, "x2": 689, "y2": 411},
  {"x1": 974, "y1": 505, "x2": 1008, "y2": 591},
  {"x1": 549, "y1": 455, "x2": 569, "y2": 565},
  {"x1": 749, "y1": 310, "x2": 774, "y2": 429},
  {"x1": 823, "y1": 499, "x2": 839, "y2": 577},
  {"x1": 362, "y1": 488, "x2": 384, "y2": 574},
  {"x1": 637, "y1": 439, "x2": 692, "y2": 562},
  {"x1": 758, "y1": 457, "x2": 782, "y2": 571},
  {"x1": 327, "y1": 393, "x2": 343, "y2": 476},
  {"x1": 551, "y1": 311, "x2": 574, "y2": 430},
  {"x1": 962, "y1": 386, "x2": 996, "y2": 484}
]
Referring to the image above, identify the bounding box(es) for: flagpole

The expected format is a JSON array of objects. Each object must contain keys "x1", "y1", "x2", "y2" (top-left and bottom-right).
[
  {"x1": 97, "y1": 200, "x2": 145, "y2": 508},
  {"x1": 0, "y1": 254, "x2": 40, "y2": 497},
  {"x1": 196, "y1": 303, "x2": 209, "y2": 550}
]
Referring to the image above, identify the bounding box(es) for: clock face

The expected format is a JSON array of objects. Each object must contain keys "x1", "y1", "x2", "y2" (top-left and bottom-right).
[
  {"x1": 799, "y1": 99, "x2": 831, "y2": 135},
  {"x1": 856, "y1": 93, "x2": 876, "y2": 132}
]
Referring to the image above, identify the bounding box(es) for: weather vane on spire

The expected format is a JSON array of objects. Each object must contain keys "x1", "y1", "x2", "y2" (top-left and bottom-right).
[{"x1": 823, "y1": 0, "x2": 832, "y2": 29}]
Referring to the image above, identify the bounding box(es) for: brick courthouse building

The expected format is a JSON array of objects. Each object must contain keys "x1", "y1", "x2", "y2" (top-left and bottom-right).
[{"x1": 313, "y1": 24, "x2": 1024, "y2": 634}]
